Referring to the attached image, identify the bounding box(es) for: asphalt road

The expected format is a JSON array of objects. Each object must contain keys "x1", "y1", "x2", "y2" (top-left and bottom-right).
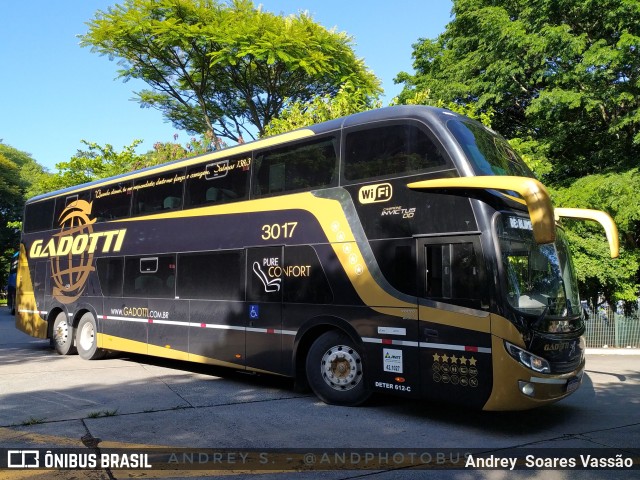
[{"x1": 0, "y1": 306, "x2": 638, "y2": 479}]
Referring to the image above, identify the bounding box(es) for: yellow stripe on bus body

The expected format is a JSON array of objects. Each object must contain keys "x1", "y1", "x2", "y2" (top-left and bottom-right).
[
  {"x1": 15, "y1": 244, "x2": 48, "y2": 338},
  {"x1": 98, "y1": 333, "x2": 288, "y2": 376}
]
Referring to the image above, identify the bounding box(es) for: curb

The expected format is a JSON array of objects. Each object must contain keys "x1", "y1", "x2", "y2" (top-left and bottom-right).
[{"x1": 586, "y1": 348, "x2": 640, "y2": 355}]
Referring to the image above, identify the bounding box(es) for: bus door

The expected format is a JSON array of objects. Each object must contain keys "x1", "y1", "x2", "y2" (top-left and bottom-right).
[
  {"x1": 416, "y1": 236, "x2": 493, "y2": 407},
  {"x1": 245, "y1": 246, "x2": 283, "y2": 373}
]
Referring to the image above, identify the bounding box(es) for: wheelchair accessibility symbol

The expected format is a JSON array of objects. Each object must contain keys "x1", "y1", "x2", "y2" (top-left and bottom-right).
[{"x1": 249, "y1": 305, "x2": 259, "y2": 319}]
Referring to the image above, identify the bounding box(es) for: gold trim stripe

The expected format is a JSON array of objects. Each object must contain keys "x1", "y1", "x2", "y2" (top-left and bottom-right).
[
  {"x1": 15, "y1": 244, "x2": 48, "y2": 338},
  {"x1": 408, "y1": 176, "x2": 556, "y2": 244},
  {"x1": 555, "y1": 207, "x2": 619, "y2": 258}
]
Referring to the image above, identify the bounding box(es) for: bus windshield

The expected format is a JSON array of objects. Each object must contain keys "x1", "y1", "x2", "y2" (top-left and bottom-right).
[
  {"x1": 447, "y1": 118, "x2": 533, "y2": 177},
  {"x1": 497, "y1": 214, "x2": 580, "y2": 325}
]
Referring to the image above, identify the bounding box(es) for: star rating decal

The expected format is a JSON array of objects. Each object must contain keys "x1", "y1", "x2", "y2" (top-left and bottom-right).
[
  {"x1": 432, "y1": 353, "x2": 477, "y2": 366},
  {"x1": 431, "y1": 352, "x2": 479, "y2": 388}
]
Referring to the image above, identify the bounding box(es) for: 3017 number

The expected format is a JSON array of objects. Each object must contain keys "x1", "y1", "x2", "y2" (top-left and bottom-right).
[{"x1": 261, "y1": 222, "x2": 298, "y2": 240}]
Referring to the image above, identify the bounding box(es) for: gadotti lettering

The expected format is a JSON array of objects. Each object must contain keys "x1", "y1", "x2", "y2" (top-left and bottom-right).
[{"x1": 29, "y1": 230, "x2": 126, "y2": 258}]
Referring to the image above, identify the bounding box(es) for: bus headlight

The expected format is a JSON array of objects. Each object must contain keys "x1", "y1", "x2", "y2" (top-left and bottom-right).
[{"x1": 505, "y1": 342, "x2": 550, "y2": 373}]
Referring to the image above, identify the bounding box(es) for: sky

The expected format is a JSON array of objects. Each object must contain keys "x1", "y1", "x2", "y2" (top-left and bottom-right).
[{"x1": 0, "y1": 1, "x2": 453, "y2": 171}]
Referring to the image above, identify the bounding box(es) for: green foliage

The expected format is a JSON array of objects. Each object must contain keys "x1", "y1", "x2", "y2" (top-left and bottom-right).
[
  {"x1": 0, "y1": 143, "x2": 49, "y2": 198},
  {"x1": 0, "y1": 154, "x2": 22, "y2": 205},
  {"x1": 144, "y1": 132, "x2": 222, "y2": 166},
  {"x1": 507, "y1": 137, "x2": 553, "y2": 177},
  {"x1": 0, "y1": 153, "x2": 23, "y2": 284},
  {"x1": 398, "y1": 0, "x2": 640, "y2": 303},
  {"x1": 0, "y1": 144, "x2": 45, "y2": 286},
  {"x1": 391, "y1": 88, "x2": 494, "y2": 127},
  {"x1": 263, "y1": 82, "x2": 381, "y2": 136},
  {"x1": 552, "y1": 170, "x2": 640, "y2": 306},
  {"x1": 41, "y1": 140, "x2": 145, "y2": 192},
  {"x1": 397, "y1": 0, "x2": 640, "y2": 183},
  {"x1": 80, "y1": 0, "x2": 381, "y2": 143}
]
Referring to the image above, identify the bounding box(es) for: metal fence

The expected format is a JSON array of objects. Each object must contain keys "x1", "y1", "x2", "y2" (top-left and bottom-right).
[{"x1": 584, "y1": 305, "x2": 640, "y2": 349}]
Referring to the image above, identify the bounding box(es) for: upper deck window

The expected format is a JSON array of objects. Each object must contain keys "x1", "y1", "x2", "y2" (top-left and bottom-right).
[
  {"x1": 53, "y1": 192, "x2": 91, "y2": 225},
  {"x1": 132, "y1": 170, "x2": 185, "y2": 216},
  {"x1": 92, "y1": 181, "x2": 132, "y2": 221},
  {"x1": 252, "y1": 137, "x2": 338, "y2": 197},
  {"x1": 185, "y1": 155, "x2": 250, "y2": 208},
  {"x1": 23, "y1": 200, "x2": 54, "y2": 233},
  {"x1": 447, "y1": 119, "x2": 533, "y2": 177},
  {"x1": 343, "y1": 122, "x2": 449, "y2": 182}
]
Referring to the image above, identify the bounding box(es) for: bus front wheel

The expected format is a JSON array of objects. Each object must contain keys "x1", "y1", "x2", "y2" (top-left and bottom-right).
[
  {"x1": 305, "y1": 331, "x2": 370, "y2": 406},
  {"x1": 76, "y1": 313, "x2": 106, "y2": 360},
  {"x1": 52, "y1": 312, "x2": 76, "y2": 355}
]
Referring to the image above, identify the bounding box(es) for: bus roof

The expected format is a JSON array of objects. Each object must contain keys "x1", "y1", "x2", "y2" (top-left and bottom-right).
[{"x1": 26, "y1": 105, "x2": 463, "y2": 205}]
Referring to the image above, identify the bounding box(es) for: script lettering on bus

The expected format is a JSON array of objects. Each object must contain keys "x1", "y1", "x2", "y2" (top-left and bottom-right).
[
  {"x1": 95, "y1": 187, "x2": 128, "y2": 199},
  {"x1": 131, "y1": 173, "x2": 187, "y2": 192},
  {"x1": 206, "y1": 157, "x2": 252, "y2": 180}
]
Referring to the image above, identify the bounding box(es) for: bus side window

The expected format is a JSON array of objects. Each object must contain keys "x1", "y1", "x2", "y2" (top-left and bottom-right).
[
  {"x1": 343, "y1": 122, "x2": 449, "y2": 182},
  {"x1": 92, "y1": 182, "x2": 132, "y2": 221},
  {"x1": 184, "y1": 156, "x2": 250, "y2": 208},
  {"x1": 132, "y1": 170, "x2": 185, "y2": 215},
  {"x1": 123, "y1": 255, "x2": 176, "y2": 298},
  {"x1": 176, "y1": 250, "x2": 245, "y2": 301},
  {"x1": 53, "y1": 192, "x2": 91, "y2": 226},
  {"x1": 23, "y1": 200, "x2": 55, "y2": 233},
  {"x1": 425, "y1": 242, "x2": 486, "y2": 310},
  {"x1": 96, "y1": 257, "x2": 124, "y2": 297},
  {"x1": 252, "y1": 137, "x2": 338, "y2": 198}
]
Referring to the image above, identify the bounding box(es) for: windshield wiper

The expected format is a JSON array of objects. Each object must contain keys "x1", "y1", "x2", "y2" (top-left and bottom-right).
[{"x1": 531, "y1": 304, "x2": 550, "y2": 331}]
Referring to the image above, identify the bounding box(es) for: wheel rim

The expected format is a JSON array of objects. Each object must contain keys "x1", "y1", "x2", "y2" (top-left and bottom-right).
[
  {"x1": 54, "y1": 319, "x2": 69, "y2": 347},
  {"x1": 79, "y1": 322, "x2": 95, "y2": 352},
  {"x1": 320, "y1": 344, "x2": 363, "y2": 391}
]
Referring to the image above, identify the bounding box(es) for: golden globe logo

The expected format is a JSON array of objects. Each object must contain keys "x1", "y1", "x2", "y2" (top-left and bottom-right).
[{"x1": 28, "y1": 200, "x2": 126, "y2": 304}]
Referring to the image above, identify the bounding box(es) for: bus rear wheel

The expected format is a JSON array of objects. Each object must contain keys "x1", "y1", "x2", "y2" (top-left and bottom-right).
[
  {"x1": 52, "y1": 312, "x2": 76, "y2": 355},
  {"x1": 76, "y1": 313, "x2": 106, "y2": 360},
  {"x1": 305, "y1": 331, "x2": 370, "y2": 406}
]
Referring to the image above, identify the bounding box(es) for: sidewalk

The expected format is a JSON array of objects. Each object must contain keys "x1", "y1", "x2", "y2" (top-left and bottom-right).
[{"x1": 587, "y1": 348, "x2": 640, "y2": 355}]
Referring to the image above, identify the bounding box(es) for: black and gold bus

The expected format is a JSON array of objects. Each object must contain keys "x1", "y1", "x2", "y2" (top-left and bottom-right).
[{"x1": 16, "y1": 105, "x2": 618, "y2": 410}]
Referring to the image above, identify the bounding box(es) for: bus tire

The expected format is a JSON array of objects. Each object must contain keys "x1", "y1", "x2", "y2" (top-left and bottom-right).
[
  {"x1": 52, "y1": 312, "x2": 76, "y2": 355},
  {"x1": 76, "y1": 313, "x2": 106, "y2": 360},
  {"x1": 305, "y1": 330, "x2": 370, "y2": 406}
]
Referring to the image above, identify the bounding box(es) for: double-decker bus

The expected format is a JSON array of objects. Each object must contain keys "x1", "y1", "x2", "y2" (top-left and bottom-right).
[{"x1": 16, "y1": 106, "x2": 618, "y2": 410}]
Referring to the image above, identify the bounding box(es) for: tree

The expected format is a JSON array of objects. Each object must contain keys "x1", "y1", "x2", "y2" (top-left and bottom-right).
[
  {"x1": 396, "y1": 0, "x2": 640, "y2": 183},
  {"x1": 41, "y1": 135, "x2": 218, "y2": 193},
  {"x1": 0, "y1": 143, "x2": 49, "y2": 199},
  {"x1": 263, "y1": 82, "x2": 381, "y2": 137},
  {"x1": 551, "y1": 171, "x2": 640, "y2": 307},
  {"x1": 144, "y1": 132, "x2": 221, "y2": 166},
  {"x1": 0, "y1": 145, "x2": 34, "y2": 287},
  {"x1": 390, "y1": 88, "x2": 494, "y2": 128},
  {"x1": 80, "y1": 0, "x2": 381, "y2": 144},
  {"x1": 396, "y1": 0, "x2": 640, "y2": 305},
  {"x1": 41, "y1": 140, "x2": 145, "y2": 192}
]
